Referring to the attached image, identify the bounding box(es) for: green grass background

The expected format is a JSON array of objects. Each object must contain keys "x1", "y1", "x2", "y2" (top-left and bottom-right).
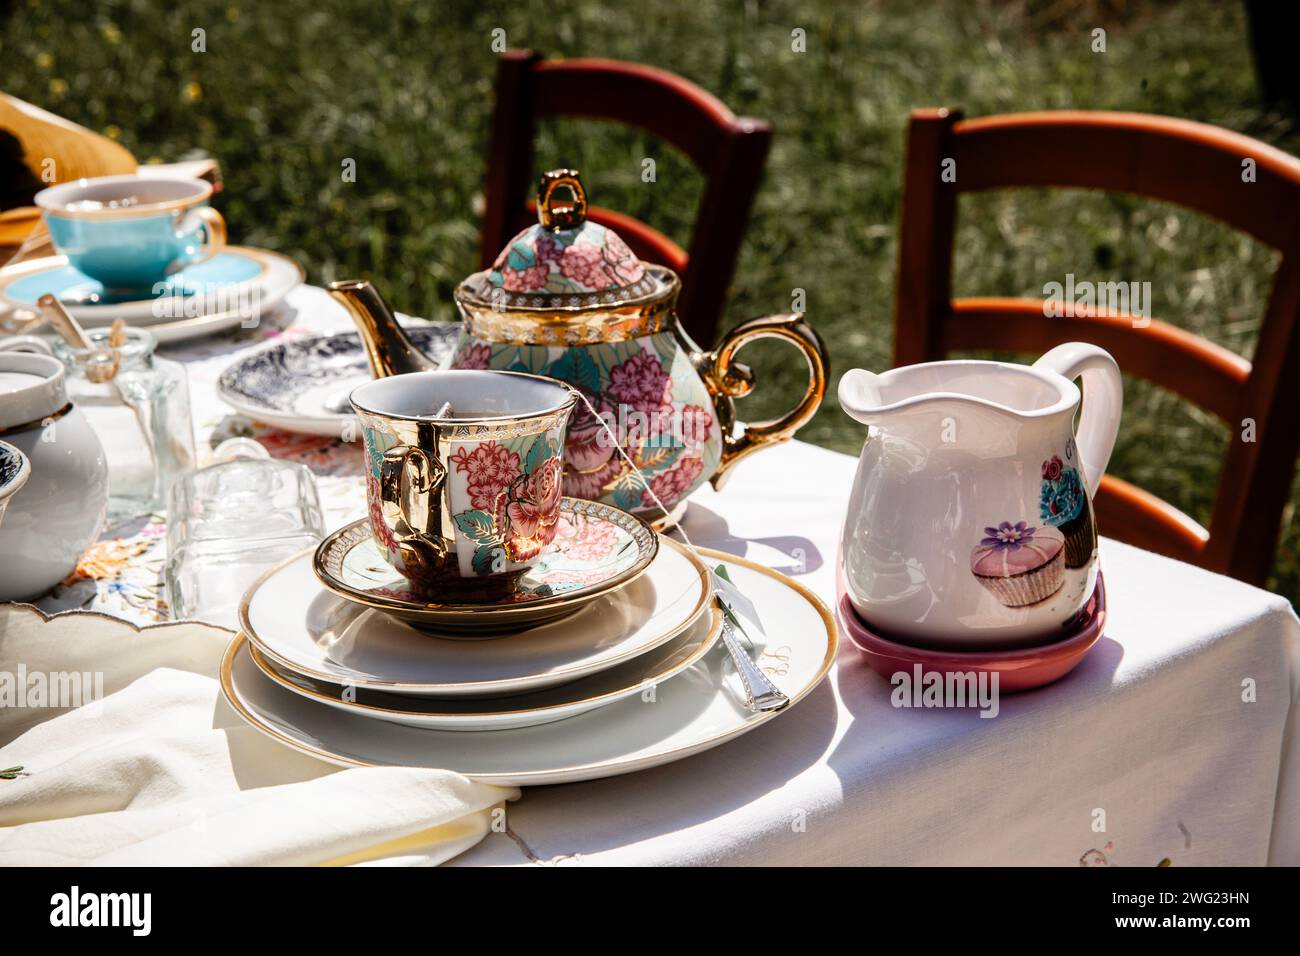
[{"x1": 3, "y1": 0, "x2": 1297, "y2": 602}]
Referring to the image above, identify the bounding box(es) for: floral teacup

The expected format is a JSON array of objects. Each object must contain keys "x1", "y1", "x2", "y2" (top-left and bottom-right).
[{"x1": 349, "y1": 369, "x2": 577, "y2": 599}]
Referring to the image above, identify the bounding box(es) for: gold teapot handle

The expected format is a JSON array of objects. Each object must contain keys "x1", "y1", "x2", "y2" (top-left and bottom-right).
[{"x1": 701, "y1": 313, "x2": 829, "y2": 490}]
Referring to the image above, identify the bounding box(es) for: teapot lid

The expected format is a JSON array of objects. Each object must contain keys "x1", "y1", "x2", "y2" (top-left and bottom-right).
[{"x1": 469, "y1": 169, "x2": 667, "y2": 310}]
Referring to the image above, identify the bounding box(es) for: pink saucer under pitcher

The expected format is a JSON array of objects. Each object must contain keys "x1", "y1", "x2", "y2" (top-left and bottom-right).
[{"x1": 836, "y1": 574, "x2": 1106, "y2": 693}]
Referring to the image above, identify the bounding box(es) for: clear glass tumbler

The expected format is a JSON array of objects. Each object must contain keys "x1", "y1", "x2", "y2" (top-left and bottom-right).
[{"x1": 165, "y1": 439, "x2": 324, "y2": 628}]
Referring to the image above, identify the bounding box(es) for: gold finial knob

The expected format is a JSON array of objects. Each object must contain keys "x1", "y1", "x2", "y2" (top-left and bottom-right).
[{"x1": 537, "y1": 169, "x2": 587, "y2": 230}]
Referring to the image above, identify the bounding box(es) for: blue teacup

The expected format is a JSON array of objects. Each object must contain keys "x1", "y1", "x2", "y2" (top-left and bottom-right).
[{"x1": 35, "y1": 174, "x2": 226, "y2": 293}]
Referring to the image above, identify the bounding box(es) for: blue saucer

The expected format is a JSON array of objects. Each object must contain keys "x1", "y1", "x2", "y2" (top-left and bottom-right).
[{"x1": 4, "y1": 252, "x2": 264, "y2": 307}]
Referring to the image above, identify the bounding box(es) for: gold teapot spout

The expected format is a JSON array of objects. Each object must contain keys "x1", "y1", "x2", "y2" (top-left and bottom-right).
[{"x1": 327, "y1": 279, "x2": 439, "y2": 378}]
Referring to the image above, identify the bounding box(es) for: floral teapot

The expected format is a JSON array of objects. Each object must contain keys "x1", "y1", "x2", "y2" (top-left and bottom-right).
[
  {"x1": 331, "y1": 170, "x2": 828, "y2": 521},
  {"x1": 837, "y1": 343, "x2": 1123, "y2": 648}
]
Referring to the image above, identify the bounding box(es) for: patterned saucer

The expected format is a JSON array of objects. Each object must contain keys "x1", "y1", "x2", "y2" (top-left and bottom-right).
[
  {"x1": 0, "y1": 247, "x2": 303, "y2": 343},
  {"x1": 314, "y1": 498, "x2": 659, "y2": 634},
  {"x1": 216, "y1": 324, "x2": 458, "y2": 436}
]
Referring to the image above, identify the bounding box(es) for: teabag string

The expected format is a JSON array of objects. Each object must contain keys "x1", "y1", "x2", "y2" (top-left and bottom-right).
[{"x1": 571, "y1": 391, "x2": 766, "y2": 647}]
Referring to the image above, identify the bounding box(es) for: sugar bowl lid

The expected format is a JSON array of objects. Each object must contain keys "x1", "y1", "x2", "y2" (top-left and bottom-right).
[
  {"x1": 0, "y1": 351, "x2": 68, "y2": 432},
  {"x1": 461, "y1": 169, "x2": 670, "y2": 311}
]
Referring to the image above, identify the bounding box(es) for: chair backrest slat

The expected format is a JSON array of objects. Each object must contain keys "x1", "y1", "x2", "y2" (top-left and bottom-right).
[
  {"x1": 895, "y1": 108, "x2": 1300, "y2": 586},
  {"x1": 951, "y1": 112, "x2": 1300, "y2": 250},
  {"x1": 943, "y1": 300, "x2": 1251, "y2": 421},
  {"x1": 531, "y1": 59, "x2": 737, "y2": 168},
  {"x1": 480, "y1": 50, "x2": 772, "y2": 345}
]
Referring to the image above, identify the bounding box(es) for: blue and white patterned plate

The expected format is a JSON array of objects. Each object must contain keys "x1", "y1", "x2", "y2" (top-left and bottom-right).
[
  {"x1": 0, "y1": 440, "x2": 31, "y2": 527},
  {"x1": 217, "y1": 323, "x2": 459, "y2": 436}
]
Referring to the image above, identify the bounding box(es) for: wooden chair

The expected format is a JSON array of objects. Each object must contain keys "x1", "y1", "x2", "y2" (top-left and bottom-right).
[
  {"x1": 894, "y1": 108, "x2": 1300, "y2": 587},
  {"x1": 480, "y1": 50, "x2": 772, "y2": 345}
]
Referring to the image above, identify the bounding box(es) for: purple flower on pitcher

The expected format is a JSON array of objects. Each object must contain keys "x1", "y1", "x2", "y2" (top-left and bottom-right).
[{"x1": 980, "y1": 521, "x2": 1038, "y2": 551}]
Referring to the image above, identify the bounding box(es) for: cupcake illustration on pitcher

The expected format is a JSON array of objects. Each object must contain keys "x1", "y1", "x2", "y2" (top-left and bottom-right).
[
  {"x1": 1039, "y1": 444, "x2": 1097, "y2": 569},
  {"x1": 970, "y1": 521, "x2": 1066, "y2": 607}
]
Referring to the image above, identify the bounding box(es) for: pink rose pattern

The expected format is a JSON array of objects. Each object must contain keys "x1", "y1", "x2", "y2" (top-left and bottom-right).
[
  {"x1": 679, "y1": 405, "x2": 713, "y2": 447},
  {"x1": 555, "y1": 350, "x2": 714, "y2": 509},
  {"x1": 603, "y1": 230, "x2": 644, "y2": 283},
  {"x1": 452, "y1": 342, "x2": 492, "y2": 370},
  {"x1": 489, "y1": 223, "x2": 645, "y2": 295},
  {"x1": 607, "y1": 351, "x2": 673, "y2": 417},
  {"x1": 642, "y1": 455, "x2": 704, "y2": 509},
  {"x1": 549, "y1": 514, "x2": 621, "y2": 563},
  {"x1": 495, "y1": 455, "x2": 564, "y2": 561},
  {"x1": 564, "y1": 401, "x2": 617, "y2": 473},
  {"x1": 560, "y1": 242, "x2": 607, "y2": 289},
  {"x1": 442, "y1": 436, "x2": 565, "y2": 573},
  {"x1": 501, "y1": 263, "x2": 548, "y2": 292},
  {"x1": 451, "y1": 441, "x2": 521, "y2": 510},
  {"x1": 450, "y1": 338, "x2": 718, "y2": 512},
  {"x1": 367, "y1": 412, "x2": 643, "y2": 581}
]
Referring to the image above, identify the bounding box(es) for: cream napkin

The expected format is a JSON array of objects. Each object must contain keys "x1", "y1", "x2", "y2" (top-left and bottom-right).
[{"x1": 0, "y1": 604, "x2": 516, "y2": 865}]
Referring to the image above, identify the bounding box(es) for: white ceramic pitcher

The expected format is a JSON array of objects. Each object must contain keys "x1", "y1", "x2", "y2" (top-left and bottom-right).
[{"x1": 838, "y1": 343, "x2": 1122, "y2": 648}]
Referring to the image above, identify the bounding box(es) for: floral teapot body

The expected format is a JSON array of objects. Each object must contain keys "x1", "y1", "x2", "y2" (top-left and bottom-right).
[
  {"x1": 445, "y1": 170, "x2": 829, "y2": 519},
  {"x1": 837, "y1": 343, "x2": 1123, "y2": 648}
]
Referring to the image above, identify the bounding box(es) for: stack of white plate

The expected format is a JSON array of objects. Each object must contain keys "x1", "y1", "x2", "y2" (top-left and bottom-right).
[{"x1": 222, "y1": 500, "x2": 839, "y2": 786}]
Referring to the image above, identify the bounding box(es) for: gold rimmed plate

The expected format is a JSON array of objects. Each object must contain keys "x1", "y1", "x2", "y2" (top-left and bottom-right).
[
  {"x1": 0, "y1": 246, "x2": 303, "y2": 343},
  {"x1": 221, "y1": 548, "x2": 839, "y2": 786},
  {"x1": 240, "y1": 533, "x2": 710, "y2": 698},
  {"x1": 244, "y1": 604, "x2": 722, "y2": 732},
  {"x1": 313, "y1": 498, "x2": 657, "y2": 634}
]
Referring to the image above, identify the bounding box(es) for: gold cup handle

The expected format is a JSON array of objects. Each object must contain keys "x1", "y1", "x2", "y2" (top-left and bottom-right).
[
  {"x1": 701, "y1": 313, "x2": 830, "y2": 490},
  {"x1": 183, "y1": 206, "x2": 226, "y2": 268},
  {"x1": 379, "y1": 443, "x2": 448, "y2": 575}
]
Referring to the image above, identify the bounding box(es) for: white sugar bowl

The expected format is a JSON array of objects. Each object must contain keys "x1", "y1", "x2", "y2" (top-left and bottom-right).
[{"x1": 0, "y1": 351, "x2": 108, "y2": 601}]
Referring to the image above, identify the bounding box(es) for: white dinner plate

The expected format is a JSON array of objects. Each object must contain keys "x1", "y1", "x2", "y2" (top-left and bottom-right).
[
  {"x1": 239, "y1": 537, "x2": 711, "y2": 697},
  {"x1": 246, "y1": 604, "x2": 722, "y2": 731},
  {"x1": 221, "y1": 548, "x2": 838, "y2": 786}
]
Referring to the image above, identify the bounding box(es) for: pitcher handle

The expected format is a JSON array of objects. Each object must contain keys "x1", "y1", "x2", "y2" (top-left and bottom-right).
[
  {"x1": 701, "y1": 313, "x2": 829, "y2": 490},
  {"x1": 1032, "y1": 343, "x2": 1123, "y2": 497}
]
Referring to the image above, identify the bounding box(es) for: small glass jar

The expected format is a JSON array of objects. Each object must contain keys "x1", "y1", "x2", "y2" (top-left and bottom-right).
[
  {"x1": 54, "y1": 327, "x2": 196, "y2": 521},
  {"x1": 165, "y1": 438, "x2": 324, "y2": 627}
]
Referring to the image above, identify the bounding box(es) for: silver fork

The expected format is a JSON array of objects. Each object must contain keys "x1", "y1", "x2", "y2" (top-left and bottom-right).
[{"x1": 717, "y1": 608, "x2": 789, "y2": 712}]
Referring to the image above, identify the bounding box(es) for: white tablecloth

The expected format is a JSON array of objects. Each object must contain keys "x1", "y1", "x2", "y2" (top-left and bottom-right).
[
  {"x1": 26, "y1": 284, "x2": 1300, "y2": 865},
  {"x1": 444, "y1": 441, "x2": 1300, "y2": 866}
]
